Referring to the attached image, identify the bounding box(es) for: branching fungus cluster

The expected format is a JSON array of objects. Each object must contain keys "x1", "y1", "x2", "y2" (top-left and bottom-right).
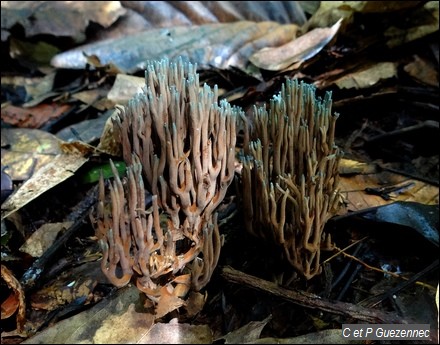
[
  {"x1": 91, "y1": 58, "x2": 238, "y2": 309},
  {"x1": 240, "y1": 79, "x2": 343, "y2": 280}
]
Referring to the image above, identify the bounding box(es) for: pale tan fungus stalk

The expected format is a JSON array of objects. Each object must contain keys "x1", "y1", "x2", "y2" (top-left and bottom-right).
[
  {"x1": 240, "y1": 79, "x2": 343, "y2": 280},
  {"x1": 91, "y1": 58, "x2": 239, "y2": 311}
]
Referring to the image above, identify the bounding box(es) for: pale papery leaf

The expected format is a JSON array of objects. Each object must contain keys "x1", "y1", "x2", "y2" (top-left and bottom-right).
[
  {"x1": 50, "y1": 21, "x2": 299, "y2": 74},
  {"x1": 1, "y1": 138, "x2": 93, "y2": 220},
  {"x1": 21, "y1": 285, "x2": 156, "y2": 344},
  {"x1": 137, "y1": 318, "x2": 213, "y2": 344},
  {"x1": 249, "y1": 18, "x2": 343, "y2": 71}
]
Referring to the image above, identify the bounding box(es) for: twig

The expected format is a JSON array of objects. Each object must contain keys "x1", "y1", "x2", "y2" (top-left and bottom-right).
[
  {"x1": 366, "y1": 120, "x2": 438, "y2": 143},
  {"x1": 360, "y1": 259, "x2": 439, "y2": 308},
  {"x1": 221, "y1": 266, "x2": 413, "y2": 324},
  {"x1": 330, "y1": 241, "x2": 365, "y2": 293},
  {"x1": 322, "y1": 236, "x2": 368, "y2": 264},
  {"x1": 20, "y1": 184, "x2": 99, "y2": 293},
  {"x1": 335, "y1": 248, "x2": 436, "y2": 289}
]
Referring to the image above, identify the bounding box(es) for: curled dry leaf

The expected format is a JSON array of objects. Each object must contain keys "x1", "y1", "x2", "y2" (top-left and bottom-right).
[
  {"x1": 249, "y1": 18, "x2": 343, "y2": 71},
  {"x1": 96, "y1": 109, "x2": 122, "y2": 157},
  {"x1": 1, "y1": 264, "x2": 26, "y2": 333},
  {"x1": 1, "y1": 293, "x2": 19, "y2": 319}
]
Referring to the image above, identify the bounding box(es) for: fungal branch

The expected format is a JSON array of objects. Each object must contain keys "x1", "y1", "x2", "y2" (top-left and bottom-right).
[
  {"x1": 91, "y1": 58, "x2": 238, "y2": 313},
  {"x1": 240, "y1": 79, "x2": 344, "y2": 280}
]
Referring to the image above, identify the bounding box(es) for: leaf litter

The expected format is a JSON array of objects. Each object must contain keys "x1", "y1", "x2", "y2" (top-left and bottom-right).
[{"x1": 1, "y1": 1, "x2": 439, "y2": 344}]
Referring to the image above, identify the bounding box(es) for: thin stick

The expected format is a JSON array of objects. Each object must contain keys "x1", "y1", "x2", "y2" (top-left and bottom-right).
[{"x1": 221, "y1": 266, "x2": 412, "y2": 324}]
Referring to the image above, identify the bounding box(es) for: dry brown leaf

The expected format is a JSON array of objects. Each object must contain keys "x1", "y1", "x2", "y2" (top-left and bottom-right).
[
  {"x1": 96, "y1": 109, "x2": 121, "y2": 157},
  {"x1": 184, "y1": 291, "x2": 207, "y2": 318},
  {"x1": 1, "y1": 140, "x2": 94, "y2": 220},
  {"x1": 154, "y1": 286, "x2": 186, "y2": 320},
  {"x1": 1, "y1": 103, "x2": 72, "y2": 128},
  {"x1": 29, "y1": 262, "x2": 102, "y2": 312},
  {"x1": 218, "y1": 314, "x2": 271, "y2": 344},
  {"x1": 338, "y1": 169, "x2": 438, "y2": 214},
  {"x1": 1, "y1": 128, "x2": 63, "y2": 181},
  {"x1": 1, "y1": 292, "x2": 19, "y2": 320},
  {"x1": 106, "y1": 74, "x2": 145, "y2": 104},
  {"x1": 1, "y1": 1, "x2": 126, "y2": 42},
  {"x1": 249, "y1": 18, "x2": 342, "y2": 71},
  {"x1": 19, "y1": 222, "x2": 73, "y2": 258},
  {"x1": 21, "y1": 285, "x2": 155, "y2": 344},
  {"x1": 333, "y1": 62, "x2": 397, "y2": 89},
  {"x1": 385, "y1": 1, "x2": 439, "y2": 47},
  {"x1": 1, "y1": 265, "x2": 26, "y2": 333},
  {"x1": 404, "y1": 55, "x2": 439, "y2": 87}
]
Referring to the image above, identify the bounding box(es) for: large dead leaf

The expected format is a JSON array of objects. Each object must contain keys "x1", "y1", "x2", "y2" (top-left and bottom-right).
[
  {"x1": 1, "y1": 139, "x2": 94, "y2": 220},
  {"x1": 22, "y1": 285, "x2": 155, "y2": 344},
  {"x1": 1, "y1": 128, "x2": 63, "y2": 181},
  {"x1": 1, "y1": 1, "x2": 126, "y2": 42},
  {"x1": 2, "y1": 1, "x2": 307, "y2": 55},
  {"x1": 359, "y1": 201, "x2": 439, "y2": 248},
  {"x1": 338, "y1": 168, "x2": 439, "y2": 213},
  {"x1": 91, "y1": 1, "x2": 308, "y2": 43},
  {"x1": 22, "y1": 285, "x2": 212, "y2": 344},
  {"x1": 51, "y1": 21, "x2": 300, "y2": 74}
]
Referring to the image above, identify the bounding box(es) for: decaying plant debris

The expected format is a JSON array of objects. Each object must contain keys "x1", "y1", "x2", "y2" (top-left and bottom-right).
[{"x1": 1, "y1": 1, "x2": 438, "y2": 343}]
